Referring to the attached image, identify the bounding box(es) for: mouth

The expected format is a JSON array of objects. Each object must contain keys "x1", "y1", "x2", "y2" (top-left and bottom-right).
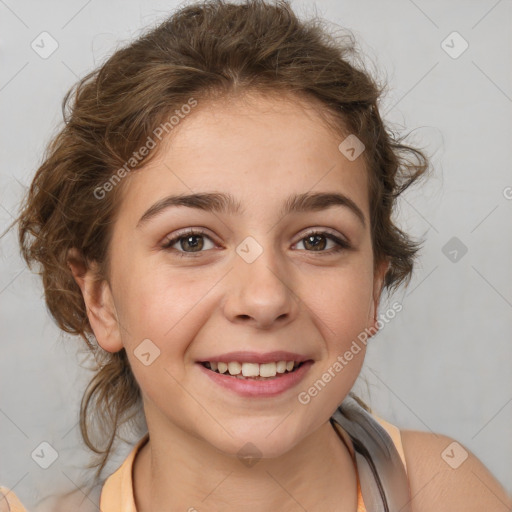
[
  {"x1": 194, "y1": 350, "x2": 315, "y2": 397},
  {"x1": 196, "y1": 358, "x2": 315, "y2": 397}
]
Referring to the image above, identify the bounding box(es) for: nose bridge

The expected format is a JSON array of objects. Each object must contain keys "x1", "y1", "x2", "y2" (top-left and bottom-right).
[{"x1": 223, "y1": 234, "x2": 300, "y2": 328}]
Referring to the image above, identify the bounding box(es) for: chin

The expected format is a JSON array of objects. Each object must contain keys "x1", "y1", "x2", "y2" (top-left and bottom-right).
[{"x1": 206, "y1": 425, "x2": 302, "y2": 462}]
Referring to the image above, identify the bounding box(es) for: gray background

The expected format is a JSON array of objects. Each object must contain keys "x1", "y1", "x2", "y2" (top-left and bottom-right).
[{"x1": 1, "y1": 0, "x2": 511, "y2": 508}]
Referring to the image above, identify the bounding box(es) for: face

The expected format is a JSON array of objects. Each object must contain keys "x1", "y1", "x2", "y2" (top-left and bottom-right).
[{"x1": 75, "y1": 91, "x2": 388, "y2": 459}]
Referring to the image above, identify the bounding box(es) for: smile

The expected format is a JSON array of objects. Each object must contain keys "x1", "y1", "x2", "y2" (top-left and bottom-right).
[{"x1": 196, "y1": 360, "x2": 314, "y2": 397}]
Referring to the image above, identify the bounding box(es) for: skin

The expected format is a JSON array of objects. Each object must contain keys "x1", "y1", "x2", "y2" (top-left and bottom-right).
[{"x1": 68, "y1": 92, "x2": 512, "y2": 511}]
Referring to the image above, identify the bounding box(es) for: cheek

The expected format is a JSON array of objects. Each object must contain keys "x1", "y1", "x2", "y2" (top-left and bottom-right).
[
  {"x1": 115, "y1": 271, "x2": 207, "y2": 401},
  {"x1": 310, "y1": 263, "x2": 374, "y2": 340},
  {"x1": 301, "y1": 269, "x2": 373, "y2": 412},
  {"x1": 113, "y1": 257, "x2": 215, "y2": 349}
]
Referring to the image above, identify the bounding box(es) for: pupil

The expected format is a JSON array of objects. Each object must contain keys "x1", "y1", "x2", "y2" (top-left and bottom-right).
[
  {"x1": 305, "y1": 234, "x2": 325, "y2": 251},
  {"x1": 182, "y1": 235, "x2": 203, "y2": 252}
]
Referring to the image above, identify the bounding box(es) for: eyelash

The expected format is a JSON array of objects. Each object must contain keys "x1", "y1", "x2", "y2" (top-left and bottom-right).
[{"x1": 161, "y1": 228, "x2": 351, "y2": 257}]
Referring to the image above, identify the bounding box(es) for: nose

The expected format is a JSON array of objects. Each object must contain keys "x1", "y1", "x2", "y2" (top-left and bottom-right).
[{"x1": 222, "y1": 246, "x2": 300, "y2": 330}]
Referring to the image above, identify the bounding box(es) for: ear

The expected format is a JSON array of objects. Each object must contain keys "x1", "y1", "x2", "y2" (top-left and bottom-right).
[
  {"x1": 66, "y1": 247, "x2": 123, "y2": 353},
  {"x1": 367, "y1": 258, "x2": 390, "y2": 331}
]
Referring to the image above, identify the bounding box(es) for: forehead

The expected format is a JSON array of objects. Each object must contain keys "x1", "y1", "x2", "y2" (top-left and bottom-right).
[{"x1": 117, "y1": 91, "x2": 369, "y2": 223}]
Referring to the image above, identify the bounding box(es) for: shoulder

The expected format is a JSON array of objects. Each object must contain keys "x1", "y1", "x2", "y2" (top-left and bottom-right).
[
  {"x1": 399, "y1": 429, "x2": 512, "y2": 512},
  {"x1": 0, "y1": 485, "x2": 101, "y2": 512},
  {"x1": 0, "y1": 485, "x2": 27, "y2": 512}
]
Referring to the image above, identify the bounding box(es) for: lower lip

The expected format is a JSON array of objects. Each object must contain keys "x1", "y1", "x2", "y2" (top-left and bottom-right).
[{"x1": 196, "y1": 361, "x2": 314, "y2": 397}]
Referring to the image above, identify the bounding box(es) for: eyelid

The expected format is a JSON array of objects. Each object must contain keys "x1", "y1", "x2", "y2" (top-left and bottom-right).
[{"x1": 295, "y1": 227, "x2": 349, "y2": 245}]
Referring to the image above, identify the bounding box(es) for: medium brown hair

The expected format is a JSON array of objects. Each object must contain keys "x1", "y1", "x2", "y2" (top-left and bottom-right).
[{"x1": 17, "y1": 0, "x2": 429, "y2": 486}]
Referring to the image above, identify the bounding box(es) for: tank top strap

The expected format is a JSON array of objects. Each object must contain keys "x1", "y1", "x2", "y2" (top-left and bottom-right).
[
  {"x1": 331, "y1": 420, "x2": 367, "y2": 511},
  {"x1": 330, "y1": 395, "x2": 413, "y2": 512},
  {"x1": 371, "y1": 413, "x2": 408, "y2": 474},
  {"x1": 356, "y1": 476, "x2": 367, "y2": 512}
]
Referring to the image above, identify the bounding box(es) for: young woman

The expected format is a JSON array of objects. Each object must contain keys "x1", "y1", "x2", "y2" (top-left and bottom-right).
[{"x1": 2, "y1": 0, "x2": 511, "y2": 510}]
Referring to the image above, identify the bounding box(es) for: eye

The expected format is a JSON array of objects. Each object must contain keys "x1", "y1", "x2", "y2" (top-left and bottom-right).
[
  {"x1": 161, "y1": 229, "x2": 216, "y2": 256},
  {"x1": 161, "y1": 228, "x2": 351, "y2": 258},
  {"x1": 293, "y1": 230, "x2": 350, "y2": 255}
]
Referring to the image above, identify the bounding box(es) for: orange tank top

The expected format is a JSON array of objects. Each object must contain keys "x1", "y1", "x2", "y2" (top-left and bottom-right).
[
  {"x1": 0, "y1": 413, "x2": 408, "y2": 511},
  {"x1": 99, "y1": 431, "x2": 372, "y2": 512},
  {"x1": 97, "y1": 412, "x2": 408, "y2": 511}
]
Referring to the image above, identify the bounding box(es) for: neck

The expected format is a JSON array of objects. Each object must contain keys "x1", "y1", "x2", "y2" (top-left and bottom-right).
[{"x1": 133, "y1": 415, "x2": 358, "y2": 512}]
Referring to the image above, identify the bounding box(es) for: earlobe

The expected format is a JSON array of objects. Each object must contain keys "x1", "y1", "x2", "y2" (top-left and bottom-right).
[{"x1": 66, "y1": 248, "x2": 123, "y2": 353}]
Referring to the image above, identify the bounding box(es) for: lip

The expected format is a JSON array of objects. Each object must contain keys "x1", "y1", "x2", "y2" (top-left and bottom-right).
[
  {"x1": 196, "y1": 350, "x2": 312, "y2": 364},
  {"x1": 196, "y1": 359, "x2": 314, "y2": 397}
]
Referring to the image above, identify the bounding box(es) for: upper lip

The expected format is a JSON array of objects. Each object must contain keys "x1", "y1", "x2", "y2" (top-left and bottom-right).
[{"x1": 197, "y1": 351, "x2": 313, "y2": 364}]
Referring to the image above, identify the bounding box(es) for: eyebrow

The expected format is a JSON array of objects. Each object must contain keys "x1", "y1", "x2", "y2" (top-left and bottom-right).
[{"x1": 136, "y1": 191, "x2": 366, "y2": 228}]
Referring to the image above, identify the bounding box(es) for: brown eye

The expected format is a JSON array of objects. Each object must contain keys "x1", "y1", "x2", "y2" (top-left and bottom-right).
[
  {"x1": 294, "y1": 231, "x2": 350, "y2": 255},
  {"x1": 302, "y1": 233, "x2": 329, "y2": 251},
  {"x1": 178, "y1": 234, "x2": 204, "y2": 252},
  {"x1": 162, "y1": 230, "x2": 215, "y2": 254}
]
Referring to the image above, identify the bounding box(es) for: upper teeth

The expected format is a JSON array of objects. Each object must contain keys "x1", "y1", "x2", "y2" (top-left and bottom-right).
[{"x1": 207, "y1": 361, "x2": 298, "y2": 377}]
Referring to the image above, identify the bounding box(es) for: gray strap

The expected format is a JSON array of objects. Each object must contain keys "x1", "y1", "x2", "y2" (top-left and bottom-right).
[{"x1": 330, "y1": 395, "x2": 413, "y2": 512}]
